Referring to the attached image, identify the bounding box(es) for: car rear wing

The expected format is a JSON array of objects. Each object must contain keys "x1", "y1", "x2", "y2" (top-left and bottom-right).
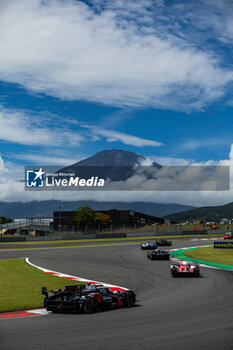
[
  {"x1": 42, "y1": 287, "x2": 61, "y2": 297},
  {"x1": 42, "y1": 284, "x2": 88, "y2": 297},
  {"x1": 42, "y1": 287, "x2": 48, "y2": 297},
  {"x1": 64, "y1": 284, "x2": 86, "y2": 292},
  {"x1": 171, "y1": 262, "x2": 181, "y2": 266},
  {"x1": 171, "y1": 261, "x2": 200, "y2": 267}
]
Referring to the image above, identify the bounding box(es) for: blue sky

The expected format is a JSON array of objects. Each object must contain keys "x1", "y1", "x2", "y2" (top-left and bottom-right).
[{"x1": 0, "y1": 0, "x2": 233, "y2": 205}]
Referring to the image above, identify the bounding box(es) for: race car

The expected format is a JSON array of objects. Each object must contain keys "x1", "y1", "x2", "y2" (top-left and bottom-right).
[
  {"x1": 171, "y1": 261, "x2": 200, "y2": 277},
  {"x1": 147, "y1": 248, "x2": 170, "y2": 260},
  {"x1": 42, "y1": 284, "x2": 136, "y2": 314},
  {"x1": 155, "y1": 239, "x2": 172, "y2": 246},
  {"x1": 224, "y1": 232, "x2": 233, "y2": 239},
  {"x1": 141, "y1": 241, "x2": 157, "y2": 250}
]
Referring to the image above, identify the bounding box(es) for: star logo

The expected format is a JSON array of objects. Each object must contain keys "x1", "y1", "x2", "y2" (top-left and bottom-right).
[
  {"x1": 33, "y1": 168, "x2": 45, "y2": 181},
  {"x1": 26, "y1": 168, "x2": 45, "y2": 188}
]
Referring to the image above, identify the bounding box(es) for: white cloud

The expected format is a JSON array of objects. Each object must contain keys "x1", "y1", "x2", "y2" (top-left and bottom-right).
[
  {"x1": 142, "y1": 155, "x2": 193, "y2": 166},
  {"x1": 0, "y1": 105, "x2": 83, "y2": 146},
  {"x1": 138, "y1": 155, "x2": 193, "y2": 166},
  {"x1": 0, "y1": 156, "x2": 10, "y2": 181},
  {"x1": 0, "y1": 0, "x2": 232, "y2": 110},
  {"x1": 181, "y1": 138, "x2": 228, "y2": 151},
  {"x1": 84, "y1": 125, "x2": 163, "y2": 147},
  {"x1": 0, "y1": 102, "x2": 163, "y2": 150},
  {"x1": 180, "y1": 0, "x2": 233, "y2": 45},
  {"x1": 10, "y1": 153, "x2": 81, "y2": 166}
]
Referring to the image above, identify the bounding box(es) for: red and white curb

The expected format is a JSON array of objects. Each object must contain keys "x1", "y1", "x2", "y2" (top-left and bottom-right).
[
  {"x1": 0, "y1": 309, "x2": 47, "y2": 320},
  {"x1": 25, "y1": 258, "x2": 128, "y2": 292},
  {"x1": 0, "y1": 258, "x2": 128, "y2": 320}
]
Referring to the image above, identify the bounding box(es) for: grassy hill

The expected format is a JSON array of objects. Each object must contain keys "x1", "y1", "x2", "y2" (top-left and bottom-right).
[{"x1": 165, "y1": 202, "x2": 233, "y2": 223}]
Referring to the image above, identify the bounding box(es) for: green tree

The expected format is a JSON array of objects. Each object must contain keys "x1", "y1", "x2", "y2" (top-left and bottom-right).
[
  {"x1": 95, "y1": 212, "x2": 112, "y2": 228},
  {"x1": 0, "y1": 216, "x2": 13, "y2": 224},
  {"x1": 71, "y1": 206, "x2": 95, "y2": 232}
]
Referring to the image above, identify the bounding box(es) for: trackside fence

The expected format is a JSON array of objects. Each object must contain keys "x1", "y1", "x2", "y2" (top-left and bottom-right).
[{"x1": 0, "y1": 229, "x2": 229, "y2": 243}]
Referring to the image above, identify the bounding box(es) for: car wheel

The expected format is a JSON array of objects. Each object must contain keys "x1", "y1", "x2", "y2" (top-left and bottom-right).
[
  {"x1": 83, "y1": 299, "x2": 94, "y2": 314},
  {"x1": 123, "y1": 292, "x2": 135, "y2": 307},
  {"x1": 72, "y1": 300, "x2": 80, "y2": 313}
]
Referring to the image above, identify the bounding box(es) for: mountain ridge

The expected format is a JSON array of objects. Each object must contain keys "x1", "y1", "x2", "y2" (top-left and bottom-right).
[
  {"x1": 72, "y1": 149, "x2": 153, "y2": 166},
  {"x1": 0, "y1": 201, "x2": 195, "y2": 219},
  {"x1": 165, "y1": 201, "x2": 233, "y2": 223}
]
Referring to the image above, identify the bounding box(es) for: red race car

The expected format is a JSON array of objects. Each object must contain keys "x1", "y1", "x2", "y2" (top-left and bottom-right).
[
  {"x1": 171, "y1": 261, "x2": 200, "y2": 277},
  {"x1": 224, "y1": 232, "x2": 233, "y2": 239}
]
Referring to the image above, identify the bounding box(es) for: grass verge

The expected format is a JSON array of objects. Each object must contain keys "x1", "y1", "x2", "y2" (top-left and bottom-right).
[
  {"x1": 184, "y1": 246, "x2": 233, "y2": 266},
  {"x1": 0, "y1": 259, "x2": 85, "y2": 313}
]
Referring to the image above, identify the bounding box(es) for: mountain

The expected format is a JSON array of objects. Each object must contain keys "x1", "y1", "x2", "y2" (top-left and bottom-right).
[
  {"x1": 68, "y1": 149, "x2": 160, "y2": 167},
  {"x1": 73, "y1": 149, "x2": 148, "y2": 166},
  {"x1": 58, "y1": 149, "x2": 160, "y2": 182},
  {"x1": 165, "y1": 202, "x2": 233, "y2": 223},
  {"x1": 0, "y1": 201, "x2": 195, "y2": 219}
]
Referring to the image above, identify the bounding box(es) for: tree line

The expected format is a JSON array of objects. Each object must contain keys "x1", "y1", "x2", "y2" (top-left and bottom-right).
[
  {"x1": 0, "y1": 216, "x2": 13, "y2": 224},
  {"x1": 71, "y1": 206, "x2": 112, "y2": 231}
]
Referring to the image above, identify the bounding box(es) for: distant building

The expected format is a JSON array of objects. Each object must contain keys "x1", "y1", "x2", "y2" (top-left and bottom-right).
[
  {"x1": 53, "y1": 209, "x2": 164, "y2": 231},
  {"x1": 97, "y1": 209, "x2": 164, "y2": 227},
  {"x1": 220, "y1": 218, "x2": 231, "y2": 224}
]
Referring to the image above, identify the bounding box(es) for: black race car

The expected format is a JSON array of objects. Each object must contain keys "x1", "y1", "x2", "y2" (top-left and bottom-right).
[
  {"x1": 147, "y1": 248, "x2": 170, "y2": 260},
  {"x1": 42, "y1": 284, "x2": 136, "y2": 314},
  {"x1": 155, "y1": 239, "x2": 172, "y2": 246}
]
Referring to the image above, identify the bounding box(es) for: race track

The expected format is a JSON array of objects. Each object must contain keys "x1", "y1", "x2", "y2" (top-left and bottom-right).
[{"x1": 0, "y1": 240, "x2": 233, "y2": 350}]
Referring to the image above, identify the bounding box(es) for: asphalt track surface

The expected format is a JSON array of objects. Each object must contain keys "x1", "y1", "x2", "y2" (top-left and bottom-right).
[{"x1": 0, "y1": 239, "x2": 233, "y2": 350}]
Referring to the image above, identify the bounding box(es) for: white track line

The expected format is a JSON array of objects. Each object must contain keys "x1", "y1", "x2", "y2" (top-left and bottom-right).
[{"x1": 25, "y1": 258, "x2": 128, "y2": 291}]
